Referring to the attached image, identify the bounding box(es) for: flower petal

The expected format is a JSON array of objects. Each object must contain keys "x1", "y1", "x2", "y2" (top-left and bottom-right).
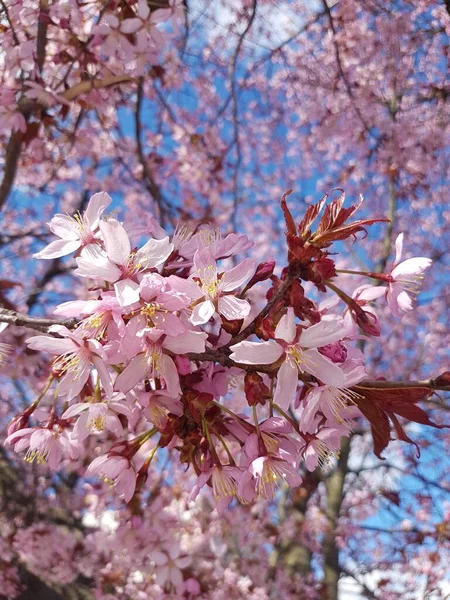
[
  {"x1": 100, "y1": 219, "x2": 131, "y2": 265},
  {"x1": 273, "y1": 359, "x2": 298, "y2": 409},
  {"x1": 84, "y1": 191, "x2": 112, "y2": 229},
  {"x1": 221, "y1": 258, "x2": 255, "y2": 291},
  {"x1": 190, "y1": 300, "x2": 216, "y2": 325},
  {"x1": 229, "y1": 340, "x2": 284, "y2": 365},
  {"x1": 115, "y1": 353, "x2": 148, "y2": 393},
  {"x1": 302, "y1": 349, "x2": 345, "y2": 387},
  {"x1": 299, "y1": 318, "x2": 344, "y2": 349},
  {"x1": 218, "y1": 295, "x2": 250, "y2": 320},
  {"x1": 274, "y1": 307, "x2": 296, "y2": 343},
  {"x1": 33, "y1": 238, "x2": 81, "y2": 259}
]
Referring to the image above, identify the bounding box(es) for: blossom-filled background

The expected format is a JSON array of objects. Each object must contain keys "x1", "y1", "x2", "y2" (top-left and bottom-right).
[{"x1": 0, "y1": 1, "x2": 449, "y2": 599}]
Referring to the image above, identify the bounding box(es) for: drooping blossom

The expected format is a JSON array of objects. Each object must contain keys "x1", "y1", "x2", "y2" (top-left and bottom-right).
[
  {"x1": 5, "y1": 427, "x2": 78, "y2": 470},
  {"x1": 87, "y1": 454, "x2": 137, "y2": 503},
  {"x1": 62, "y1": 399, "x2": 132, "y2": 441}
]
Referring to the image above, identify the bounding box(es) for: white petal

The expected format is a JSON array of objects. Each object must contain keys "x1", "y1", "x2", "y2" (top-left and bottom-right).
[
  {"x1": 84, "y1": 192, "x2": 112, "y2": 229},
  {"x1": 163, "y1": 330, "x2": 207, "y2": 354},
  {"x1": 218, "y1": 295, "x2": 250, "y2": 320},
  {"x1": 190, "y1": 300, "x2": 215, "y2": 325},
  {"x1": 114, "y1": 279, "x2": 140, "y2": 307},
  {"x1": 33, "y1": 238, "x2": 80, "y2": 259},
  {"x1": 391, "y1": 257, "x2": 432, "y2": 279},
  {"x1": 138, "y1": 236, "x2": 173, "y2": 268}
]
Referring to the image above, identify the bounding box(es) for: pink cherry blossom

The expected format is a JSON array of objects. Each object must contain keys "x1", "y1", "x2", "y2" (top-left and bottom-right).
[
  {"x1": 62, "y1": 399, "x2": 132, "y2": 441},
  {"x1": 34, "y1": 192, "x2": 112, "y2": 259},
  {"x1": 169, "y1": 248, "x2": 255, "y2": 325},
  {"x1": 26, "y1": 325, "x2": 113, "y2": 401},
  {"x1": 386, "y1": 233, "x2": 432, "y2": 317},
  {"x1": 230, "y1": 308, "x2": 346, "y2": 408},
  {"x1": 87, "y1": 454, "x2": 137, "y2": 503}
]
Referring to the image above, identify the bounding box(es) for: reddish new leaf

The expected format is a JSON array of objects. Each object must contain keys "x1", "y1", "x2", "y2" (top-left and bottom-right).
[{"x1": 354, "y1": 385, "x2": 445, "y2": 458}]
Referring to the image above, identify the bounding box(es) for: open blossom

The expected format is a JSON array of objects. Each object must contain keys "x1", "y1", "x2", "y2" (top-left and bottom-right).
[
  {"x1": 386, "y1": 233, "x2": 432, "y2": 317},
  {"x1": 87, "y1": 454, "x2": 137, "y2": 503},
  {"x1": 302, "y1": 427, "x2": 343, "y2": 471},
  {"x1": 62, "y1": 399, "x2": 132, "y2": 441},
  {"x1": 115, "y1": 329, "x2": 207, "y2": 396},
  {"x1": 34, "y1": 192, "x2": 111, "y2": 259},
  {"x1": 54, "y1": 294, "x2": 125, "y2": 340},
  {"x1": 26, "y1": 325, "x2": 113, "y2": 401},
  {"x1": 239, "y1": 453, "x2": 302, "y2": 502},
  {"x1": 149, "y1": 544, "x2": 191, "y2": 588},
  {"x1": 5, "y1": 427, "x2": 78, "y2": 470},
  {"x1": 75, "y1": 218, "x2": 173, "y2": 306},
  {"x1": 230, "y1": 308, "x2": 346, "y2": 409},
  {"x1": 169, "y1": 248, "x2": 255, "y2": 325}
]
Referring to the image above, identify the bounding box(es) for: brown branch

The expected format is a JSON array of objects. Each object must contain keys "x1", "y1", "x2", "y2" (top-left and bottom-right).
[
  {"x1": 0, "y1": 308, "x2": 77, "y2": 333},
  {"x1": 36, "y1": 0, "x2": 49, "y2": 73},
  {"x1": 134, "y1": 77, "x2": 168, "y2": 225},
  {"x1": 62, "y1": 75, "x2": 133, "y2": 102},
  {"x1": 321, "y1": 0, "x2": 373, "y2": 136},
  {"x1": 322, "y1": 436, "x2": 351, "y2": 600},
  {"x1": 0, "y1": 0, "x2": 20, "y2": 45},
  {"x1": 230, "y1": 0, "x2": 257, "y2": 230}
]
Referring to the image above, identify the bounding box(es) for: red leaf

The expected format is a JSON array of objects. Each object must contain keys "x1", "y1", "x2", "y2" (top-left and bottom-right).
[
  {"x1": 280, "y1": 189, "x2": 296, "y2": 235},
  {"x1": 353, "y1": 385, "x2": 445, "y2": 459}
]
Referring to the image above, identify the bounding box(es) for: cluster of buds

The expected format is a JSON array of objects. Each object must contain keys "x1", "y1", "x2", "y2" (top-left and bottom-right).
[{"x1": 4, "y1": 190, "x2": 440, "y2": 506}]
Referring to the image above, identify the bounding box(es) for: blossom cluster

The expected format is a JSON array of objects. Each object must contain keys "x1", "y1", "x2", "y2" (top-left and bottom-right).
[{"x1": 3, "y1": 191, "x2": 434, "y2": 507}]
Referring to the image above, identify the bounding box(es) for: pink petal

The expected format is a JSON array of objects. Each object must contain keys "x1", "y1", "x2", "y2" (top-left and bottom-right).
[
  {"x1": 115, "y1": 467, "x2": 136, "y2": 502},
  {"x1": 161, "y1": 354, "x2": 181, "y2": 396},
  {"x1": 120, "y1": 18, "x2": 142, "y2": 33},
  {"x1": 229, "y1": 340, "x2": 284, "y2": 365},
  {"x1": 33, "y1": 238, "x2": 81, "y2": 259},
  {"x1": 273, "y1": 359, "x2": 298, "y2": 409},
  {"x1": 274, "y1": 307, "x2": 296, "y2": 343},
  {"x1": 115, "y1": 353, "x2": 148, "y2": 393},
  {"x1": 84, "y1": 192, "x2": 112, "y2": 229},
  {"x1": 220, "y1": 258, "x2": 255, "y2": 291},
  {"x1": 193, "y1": 247, "x2": 217, "y2": 278},
  {"x1": 218, "y1": 295, "x2": 250, "y2": 320},
  {"x1": 26, "y1": 335, "x2": 76, "y2": 354},
  {"x1": 167, "y1": 275, "x2": 203, "y2": 301},
  {"x1": 61, "y1": 402, "x2": 89, "y2": 419},
  {"x1": 100, "y1": 219, "x2": 131, "y2": 265},
  {"x1": 163, "y1": 330, "x2": 207, "y2": 354},
  {"x1": 92, "y1": 355, "x2": 113, "y2": 398},
  {"x1": 302, "y1": 349, "x2": 345, "y2": 387},
  {"x1": 75, "y1": 248, "x2": 122, "y2": 282},
  {"x1": 299, "y1": 318, "x2": 344, "y2": 349}
]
